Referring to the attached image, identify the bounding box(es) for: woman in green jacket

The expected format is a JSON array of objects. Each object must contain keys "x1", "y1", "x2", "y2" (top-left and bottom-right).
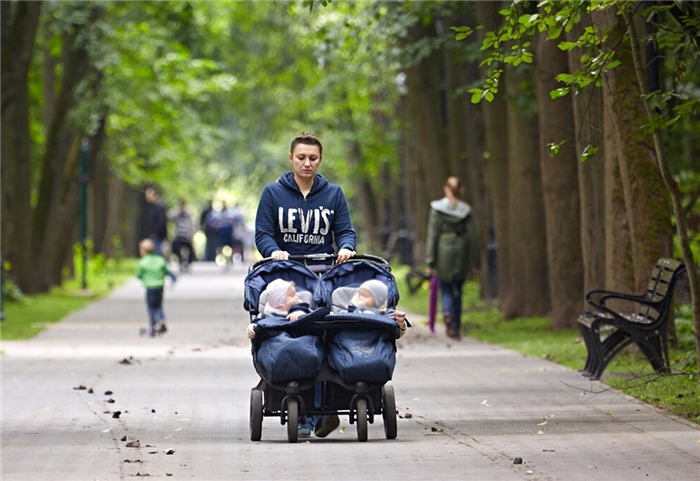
[{"x1": 426, "y1": 177, "x2": 480, "y2": 340}]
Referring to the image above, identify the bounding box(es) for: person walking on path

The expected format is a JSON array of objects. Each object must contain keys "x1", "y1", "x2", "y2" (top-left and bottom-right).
[
  {"x1": 426, "y1": 176, "x2": 480, "y2": 341},
  {"x1": 168, "y1": 199, "x2": 196, "y2": 270},
  {"x1": 200, "y1": 199, "x2": 216, "y2": 261},
  {"x1": 136, "y1": 238, "x2": 177, "y2": 337},
  {"x1": 254, "y1": 132, "x2": 357, "y2": 438},
  {"x1": 230, "y1": 203, "x2": 246, "y2": 262},
  {"x1": 145, "y1": 186, "x2": 168, "y2": 256}
]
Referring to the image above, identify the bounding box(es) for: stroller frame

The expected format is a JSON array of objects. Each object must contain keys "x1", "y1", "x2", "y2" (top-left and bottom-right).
[{"x1": 246, "y1": 253, "x2": 398, "y2": 443}]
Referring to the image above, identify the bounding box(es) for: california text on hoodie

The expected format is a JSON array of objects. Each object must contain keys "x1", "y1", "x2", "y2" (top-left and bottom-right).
[{"x1": 255, "y1": 172, "x2": 357, "y2": 257}]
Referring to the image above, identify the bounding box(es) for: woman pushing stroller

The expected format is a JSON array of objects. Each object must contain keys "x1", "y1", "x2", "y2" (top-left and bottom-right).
[{"x1": 254, "y1": 132, "x2": 358, "y2": 438}]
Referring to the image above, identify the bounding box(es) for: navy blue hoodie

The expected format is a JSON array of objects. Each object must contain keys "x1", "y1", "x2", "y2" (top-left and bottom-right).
[{"x1": 255, "y1": 172, "x2": 357, "y2": 257}]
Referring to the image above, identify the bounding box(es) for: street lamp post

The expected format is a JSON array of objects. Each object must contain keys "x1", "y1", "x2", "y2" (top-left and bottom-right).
[{"x1": 80, "y1": 138, "x2": 90, "y2": 291}]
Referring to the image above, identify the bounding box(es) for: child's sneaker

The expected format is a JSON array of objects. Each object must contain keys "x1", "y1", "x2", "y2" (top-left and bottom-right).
[{"x1": 297, "y1": 426, "x2": 312, "y2": 438}]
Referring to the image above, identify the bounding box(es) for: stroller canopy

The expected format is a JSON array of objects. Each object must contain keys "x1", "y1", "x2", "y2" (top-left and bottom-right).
[{"x1": 243, "y1": 260, "x2": 320, "y2": 315}]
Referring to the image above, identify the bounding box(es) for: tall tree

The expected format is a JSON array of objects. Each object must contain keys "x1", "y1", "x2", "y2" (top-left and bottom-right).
[
  {"x1": 534, "y1": 30, "x2": 584, "y2": 329},
  {"x1": 566, "y1": 20, "x2": 607, "y2": 296},
  {"x1": 476, "y1": 0, "x2": 511, "y2": 305},
  {"x1": 30, "y1": 4, "x2": 103, "y2": 292},
  {"x1": 504, "y1": 64, "x2": 550, "y2": 317},
  {"x1": 599, "y1": 8, "x2": 672, "y2": 292}
]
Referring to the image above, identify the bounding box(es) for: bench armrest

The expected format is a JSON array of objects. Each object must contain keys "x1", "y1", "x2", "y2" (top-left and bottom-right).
[
  {"x1": 596, "y1": 293, "x2": 662, "y2": 322},
  {"x1": 586, "y1": 289, "x2": 647, "y2": 310}
]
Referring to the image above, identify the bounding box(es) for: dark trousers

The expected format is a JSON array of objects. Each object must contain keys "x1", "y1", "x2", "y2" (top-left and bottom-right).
[
  {"x1": 172, "y1": 239, "x2": 195, "y2": 264},
  {"x1": 146, "y1": 288, "x2": 164, "y2": 329},
  {"x1": 204, "y1": 236, "x2": 217, "y2": 261}
]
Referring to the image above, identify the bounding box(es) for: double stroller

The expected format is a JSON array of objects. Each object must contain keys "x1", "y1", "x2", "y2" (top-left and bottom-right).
[{"x1": 243, "y1": 254, "x2": 401, "y2": 443}]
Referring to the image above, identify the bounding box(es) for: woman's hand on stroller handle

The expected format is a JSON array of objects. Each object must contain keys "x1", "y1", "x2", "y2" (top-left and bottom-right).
[
  {"x1": 271, "y1": 250, "x2": 290, "y2": 260},
  {"x1": 336, "y1": 248, "x2": 356, "y2": 264}
]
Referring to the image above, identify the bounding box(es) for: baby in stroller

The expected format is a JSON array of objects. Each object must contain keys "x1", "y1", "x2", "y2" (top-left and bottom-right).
[
  {"x1": 248, "y1": 278, "x2": 407, "y2": 338},
  {"x1": 247, "y1": 279, "x2": 310, "y2": 339},
  {"x1": 332, "y1": 279, "x2": 408, "y2": 338}
]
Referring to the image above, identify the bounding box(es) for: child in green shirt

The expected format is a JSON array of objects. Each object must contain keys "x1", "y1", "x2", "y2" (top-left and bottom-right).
[{"x1": 136, "y1": 239, "x2": 176, "y2": 337}]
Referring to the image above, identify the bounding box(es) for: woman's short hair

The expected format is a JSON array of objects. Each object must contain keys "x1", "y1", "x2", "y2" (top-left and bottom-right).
[
  {"x1": 290, "y1": 132, "x2": 323, "y2": 155},
  {"x1": 445, "y1": 176, "x2": 462, "y2": 199}
]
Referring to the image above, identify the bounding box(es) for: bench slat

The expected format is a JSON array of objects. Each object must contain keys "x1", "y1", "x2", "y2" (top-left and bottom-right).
[{"x1": 647, "y1": 279, "x2": 670, "y2": 300}]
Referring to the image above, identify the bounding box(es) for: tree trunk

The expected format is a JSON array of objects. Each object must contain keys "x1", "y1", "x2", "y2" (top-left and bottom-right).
[
  {"x1": 348, "y1": 139, "x2": 379, "y2": 252},
  {"x1": 602, "y1": 91, "x2": 636, "y2": 296},
  {"x1": 623, "y1": 8, "x2": 700, "y2": 375},
  {"x1": 90, "y1": 120, "x2": 109, "y2": 255},
  {"x1": 444, "y1": 8, "x2": 490, "y2": 297},
  {"x1": 442, "y1": 14, "x2": 470, "y2": 185},
  {"x1": 534, "y1": 31, "x2": 584, "y2": 329},
  {"x1": 504, "y1": 65, "x2": 550, "y2": 318},
  {"x1": 100, "y1": 173, "x2": 125, "y2": 257},
  {"x1": 600, "y1": 9, "x2": 672, "y2": 292},
  {"x1": 30, "y1": 14, "x2": 98, "y2": 292},
  {"x1": 43, "y1": 36, "x2": 56, "y2": 129},
  {"x1": 476, "y1": 1, "x2": 510, "y2": 305},
  {"x1": 1, "y1": 73, "x2": 34, "y2": 292},
  {"x1": 402, "y1": 20, "x2": 449, "y2": 265},
  {"x1": 1, "y1": 2, "x2": 42, "y2": 114},
  {"x1": 404, "y1": 21, "x2": 449, "y2": 201},
  {"x1": 566, "y1": 21, "x2": 607, "y2": 297},
  {"x1": 399, "y1": 99, "x2": 426, "y2": 265}
]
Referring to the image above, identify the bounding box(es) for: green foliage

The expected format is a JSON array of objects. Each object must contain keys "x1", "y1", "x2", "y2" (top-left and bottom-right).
[
  {"x1": 462, "y1": 0, "x2": 699, "y2": 169},
  {"x1": 547, "y1": 139, "x2": 567, "y2": 156},
  {"x1": 1, "y1": 258, "x2": 138, "y2": 340},
  {"x1": 2, "y1": 279, "x2": 25, "y2": 303}
]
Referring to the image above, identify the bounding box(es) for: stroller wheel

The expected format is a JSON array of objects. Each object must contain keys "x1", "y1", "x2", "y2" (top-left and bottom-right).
[
  {"x1": 250, "y1": 389, "x2": 263, "y2": 441},
  {"x1": 286, "y1": 399, "x2": 299, "y2": 443},
  {"x1": 382, "y1": 384, "x2": 397, "y2": 439},
  {"x1": 356, "y1": 398, "x2": 368, "y2": 442}
]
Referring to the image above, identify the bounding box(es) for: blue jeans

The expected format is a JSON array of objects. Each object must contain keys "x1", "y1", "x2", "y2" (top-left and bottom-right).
[
  {"x1": 439, "y1": 278, "x2": 464, "y2": 333},
  {"x1": 299, "y1": 383, "x2": 322, "y2": 431},
  {"x1": 153, "y1": 238, "x2": 165, "y2": 257},
  {"x1": 204, "y1": 237, "x2": 217, "y2": 261},
  {"x1": 146, "y1": 288, "x2": 165, "y2": 329}
]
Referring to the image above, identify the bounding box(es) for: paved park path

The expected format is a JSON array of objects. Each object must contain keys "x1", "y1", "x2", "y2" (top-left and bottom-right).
[{"x1": 2, "y1": 263, "x2": 699, "y2": 480}]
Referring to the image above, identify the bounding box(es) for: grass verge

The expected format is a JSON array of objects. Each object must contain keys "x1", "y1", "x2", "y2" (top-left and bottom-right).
[
  {"x1": 1, "y1": 258, "x2": 139, "y2": 340},
  {"x1": 392, "y1": 264, "x2": 700, "y2": 424}
]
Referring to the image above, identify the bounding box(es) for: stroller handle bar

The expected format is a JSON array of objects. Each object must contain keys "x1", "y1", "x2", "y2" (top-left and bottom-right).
[{"x1": 249, "y1": 253, "x2": 390, "y2": 272}]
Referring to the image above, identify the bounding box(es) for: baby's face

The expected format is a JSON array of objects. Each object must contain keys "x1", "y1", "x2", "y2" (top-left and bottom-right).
[
  {"x1": 283, "y1": 284, "x2": 300, "y2": 311},
  {"x1": 352, "y1": 287, "x2": 376, "y2": 308}
]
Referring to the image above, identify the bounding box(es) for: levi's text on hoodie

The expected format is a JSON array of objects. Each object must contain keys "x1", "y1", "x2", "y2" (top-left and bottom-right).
[{"x1": 255, "y1": 172, "x2": 357, "y2": 257}]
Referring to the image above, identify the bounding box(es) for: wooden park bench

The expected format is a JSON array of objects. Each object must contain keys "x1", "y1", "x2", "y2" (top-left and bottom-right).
[{"x1": 577, "y1": 258, "x2": 687, "y2": 379}]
